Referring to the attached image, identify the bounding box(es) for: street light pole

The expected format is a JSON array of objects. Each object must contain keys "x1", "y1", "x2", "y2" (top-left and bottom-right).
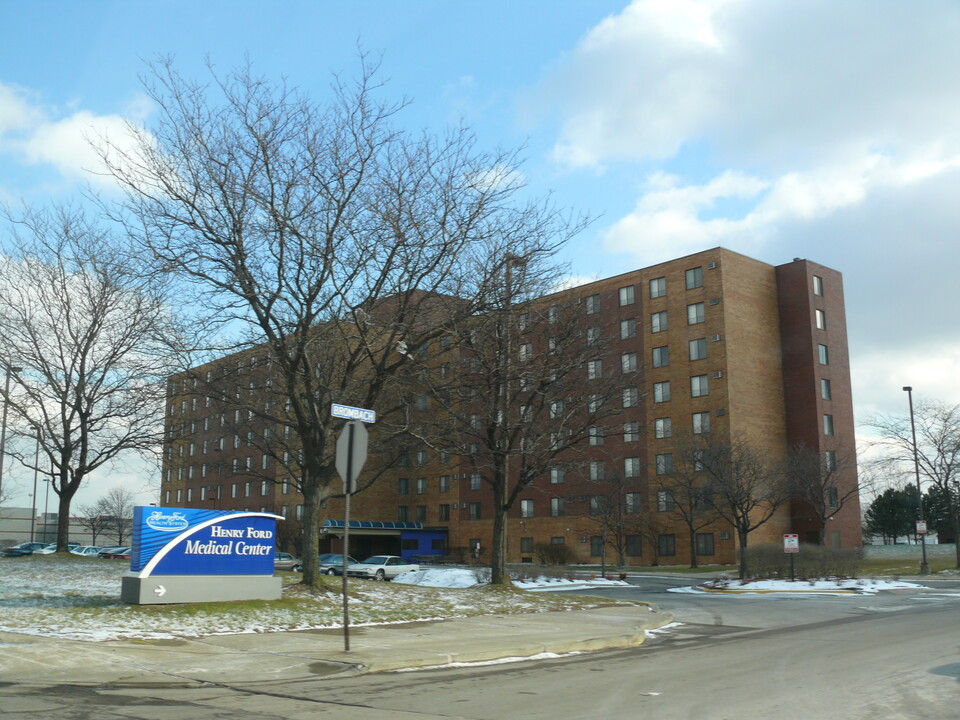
[
  {"x1": 0, "y1": 363, "x2": 24, "y2": 505},
  {"x1": 902, "y1": 386, "x2": 930, "y2": 575}
]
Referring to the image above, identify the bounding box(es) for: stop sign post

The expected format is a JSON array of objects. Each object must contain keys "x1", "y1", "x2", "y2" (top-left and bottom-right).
[
  {"x1": 784, "y1": 534, "x2": 799, "y2": 581},
  {"x1": 332, "y1": 406, "x2": 375, "y2": 653}
]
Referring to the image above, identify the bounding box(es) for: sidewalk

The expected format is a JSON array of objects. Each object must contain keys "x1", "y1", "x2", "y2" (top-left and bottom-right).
[{"x1": 0, "y1": 604, "x2": 672, "y2": 688}]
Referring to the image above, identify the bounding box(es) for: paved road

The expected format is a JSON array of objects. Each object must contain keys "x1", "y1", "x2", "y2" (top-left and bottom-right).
[{"x1": 3, "y1": 576, "x2": 959, "y2": 719}]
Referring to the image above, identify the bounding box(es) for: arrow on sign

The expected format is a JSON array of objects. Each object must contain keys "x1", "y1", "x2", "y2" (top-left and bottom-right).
[{"x1": 154, "y1": 585, "x2": 167, "y2": 597}]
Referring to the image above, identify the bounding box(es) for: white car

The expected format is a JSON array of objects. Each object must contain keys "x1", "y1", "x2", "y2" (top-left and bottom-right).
[
  {"x1": 346, "y1": 555, "x2": 419, "y2": 581},
  {"x1": 69, "y1": 546, "x2": 101, "y2": 556}
]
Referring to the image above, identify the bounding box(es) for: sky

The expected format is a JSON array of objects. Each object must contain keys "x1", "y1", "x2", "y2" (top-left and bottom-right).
[{"x1": 2, "y1": 0, "x2": 960, "y2": 508}]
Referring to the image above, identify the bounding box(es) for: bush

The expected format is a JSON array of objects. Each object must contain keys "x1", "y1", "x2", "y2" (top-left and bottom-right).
[
  {"x1": 534, "y1": 542, "x2": 576, "y2": 565},
  {"x1": 745, "y1": 543, "x2": 864, "y2": 579}
]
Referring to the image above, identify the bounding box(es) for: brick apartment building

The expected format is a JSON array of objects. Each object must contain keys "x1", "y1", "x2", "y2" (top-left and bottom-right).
[{"x1": 159, "y1": 247, "x2": 861, "y2": 567}]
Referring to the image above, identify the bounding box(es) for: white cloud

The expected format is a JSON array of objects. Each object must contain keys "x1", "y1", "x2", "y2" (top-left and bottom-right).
[
  {"x1": 0, "y1": 82, "x2": 150, "y2": 191},
  {"x1": 538, "y1": 0, "x2": 960, "y2": 172}
]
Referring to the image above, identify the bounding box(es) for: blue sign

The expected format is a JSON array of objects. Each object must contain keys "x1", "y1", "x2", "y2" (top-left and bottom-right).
[
  {"x1": 331, "y1": 403, "x2": 376, "y2": 423},
  {"x1": 131, "y1": 506, "x2": 283, "y2": 578}
]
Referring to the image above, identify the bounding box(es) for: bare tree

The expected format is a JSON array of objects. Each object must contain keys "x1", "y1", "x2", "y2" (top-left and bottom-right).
[
  {"x1": 696, "y1": 436, "x2": 790, "y2": 578},
  {"x1": 581, "y1": 474, "x2": 646, "y2": 574},
  {"x1": 96, "y1": 486, "x2": 136, "y2": 544},
  {"x1": 659, "y1": 440, "x2": 723, "y2": 568},
  {"x1": 413, "y1": 245, "x2": 617, "y2": 585},
  {"x1": 785, "y1": 442, "x2": 861, "y2": 546},
  {"x1": 100, "y1": 56, "x2": 577, "y2": 586},
  {"x1": 76, "y1": 502, "x2": 113, "y2": 547},
  {"x1": 867, "y1": 398, "x2": 960, "y2": 567},
  {"x1": 0, "y1": 205, "x2": 181, "y2": 550}
]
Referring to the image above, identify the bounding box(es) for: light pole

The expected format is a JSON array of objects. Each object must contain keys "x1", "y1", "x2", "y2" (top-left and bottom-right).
[
  {"x1": 0, "y1": 363, "x2": 24, "y2": 505},
  {"x1": 30, "y1": 429, "x2": 41, "y2": 542},
  {"x1": 902, "y1": 386, "x2": 930, "y2": 575}
]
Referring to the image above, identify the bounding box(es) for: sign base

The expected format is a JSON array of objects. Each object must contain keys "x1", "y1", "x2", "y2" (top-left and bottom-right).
[{"x1": 121, "y1": 574, "x2": 282, "y2": 605}]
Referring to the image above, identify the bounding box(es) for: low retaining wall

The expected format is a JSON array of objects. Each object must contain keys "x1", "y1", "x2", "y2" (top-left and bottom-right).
[{"x1": 865, "y1": 543, "x2": 956, "y2": 558}]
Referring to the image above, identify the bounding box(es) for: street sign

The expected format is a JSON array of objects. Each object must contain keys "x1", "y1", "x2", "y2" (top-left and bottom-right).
[
  {"x1": 336, "y1": 420, "x2": 369, "y2": 493},
  {"x1": 783, "y1": 534, "x2": 800, "y2": 553},
  {"x1": 331, "y1": 403, "x2": 376, "y2": 423},
  {"x1": 916, "y1": 520, "x2": 928, "y2": 534}
]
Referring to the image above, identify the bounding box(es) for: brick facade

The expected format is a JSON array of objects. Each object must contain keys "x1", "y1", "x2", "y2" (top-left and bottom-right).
[{"x1": 160, "y1": 248, "x2": 861, "y2": 566}]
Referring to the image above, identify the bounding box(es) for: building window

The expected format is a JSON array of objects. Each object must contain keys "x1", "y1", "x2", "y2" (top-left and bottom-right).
[
  {"x1": 816, "y1": 309, "x2": 826, "y2": 330},
  {"x1": 649, "y1": 276, "x2": 666, "y2": 299},
  {"x1": 813, "y1": 275, "x2": 824, "y2": 296},
  {"x1": 439, "y1": 475, "x2": 451, "y2": 493},
  {"x1": 551, "y1": 536, "x2": 565, "y2": 545},
  {"x1": 517, "y1": 313, "x2": 529, "y2": 331},
  {"x1": 624, "y1": 422, "x2": 639, "y2": 442},
  {"x1": 550, "y1": 497, "x2": 565, "y2": 517},
  {"x1": 469, "y1": 473, "x2": 482, "y2": 490},
  {"x1": 296, "y1": 504, "x2": 304, "y2": 521},
  {"x1": 696, "y1": 533, "x2": 715, "y2": 556},
  {"x1": 828, "y1": 487, "x2": 839, "y2": 508},
  {"x1": 550, "y1": 467, "x2": 565, "y2": 484},
  {"x1": 231, "y1": 483, "x2": 238, "y2": 499},
  {"x1": 416, "y1": 449, "x2": 428, "y2": 466},
  {"x1": 518, "y1": 343, "x2": 532, "y2": 361},
  {"x1": 685, "y1": 267, "x2": 703, "y2": 290},
  {"x1": 620, "y1": 318, "x2": 636, "y2": 339},
  {"x1": 655, "y1": 417, "x2": 672, "y2": 439},
  {"x1": 626, "y1": 534, "x2": 644, "y2": 556},
  {"x1": 824, "y1": 414, "x2": 835, "y2": 436},
  {"x1": 825, "y1": 450, "x2": 837, "y2": 471},
  {"x1": 520, "y1": 499, "x2": 534, "y2": 518},
  {"x1": 652, "y1": 346, "x2": 669, "y2": 368},
  {"x1": 244, "y1": 481, "x2": 252, "y2": 497},
  {"x1": 468, "y1": 502, "x2": 481, "y2": 520},
  {"x1": 654, "y1": 381, "x2": 671, "y2": 403},
  {"x1": 260, "y1": 480, "x2": 268, "y2": 496},
  {"x1": 687, "y1": 302, "x2": 705, "y2": 325},
  {"x1": 650, "y1": 311, "x2": 668, "y2": 333},
  {"x1": 589, "y1": 426, "x2": 604, "y2": 446},
  {"x1": 818, "y1": 344, "x2": 829, "y2": 365},
  {"x1": 657, "y1": 490, "x2": 674, "y2": 512},
  {"x1": 416, "y1": 505, "x2": 427, "y2": 522},
  {"x1": 398, "y1": 477, "x2": 409, "y2": 495},
  {"x1": 625, "y1": 492, "x2": 642, "y2": 514},
  {"x1": 689, "y1": 338, "x2": 707, "y2": 361},
  {"x1": 416, "y1": 477, "x2": 427, "y2": 494},
  {"x1": 821, "y1": 378, "x2": 832, "y2": 400},
  {"x1": 589, "y1": 460, "x2": 605, "y2": 480},
  {"x1": 548, "y1": 305, "x2": 559, "y2": 323},
  {"x1": 691, "y1": 374, "x2": 709, "y2": 397},
  {"x1": 550, "y1": 400, "x2": 564, "y2": 418},
  {"x1": 624, "y1": 457, "x2": 640, "y2": 477},
  {"x1": 585, "y1": 294, "x2": 600, "y2": 314},
  {"x1": 623, "y1": 386, "x2": 639, "y2": 408},
  {"x1": 589, "y1": 496, "x2": 607, "y2": 515},
  {"x1": 590, "y1": 536, "x2": 605, "y2": 556},
  {"x1": 621, "y1": 352, "x2": 638, "y2": 373},
  {"x1": 587, "y1": 359, "x2": 602, "y2": 380},
  {"x1": 397, "y1": 506, "x2": 409, "y2": 522},
  {"x1": 439, "y1": 504, "x2": 451, "y2": 521},
  {"x1": 521, "y1": 536, "x2": 534, "y2": 553},
  {"x1": 692, "y1": 411, "x2": 711, "y2": 434},
  {"x1": 619, "y1": 285, "x2": 635, "y2": 306},
  {"x1": 658, "y1": 533, "x2": 676, "y2": 556},
  {"x1": 586, "y1": 326, "x2": 601, "y2": 347},
  {"x1": 656, "y1": 453, "x2": 673, "y2": 475}
]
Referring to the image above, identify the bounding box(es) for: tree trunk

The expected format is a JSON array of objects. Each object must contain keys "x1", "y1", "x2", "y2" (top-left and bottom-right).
[
  {"x1": 738, "y1": 530, "x2": 750, "y2": 579},
  {"x1": 490, "y1": 474, "x2": 509, "y2": 585},
  {"x1": 299, "y1": 482, "x2": 323, "y2": 587},
  {"x1": 56, "y1": 491, "x2": 73, "y2": 551},
  {"x1": 688, "y1": 526, "x2": 698, "y2": 569}
]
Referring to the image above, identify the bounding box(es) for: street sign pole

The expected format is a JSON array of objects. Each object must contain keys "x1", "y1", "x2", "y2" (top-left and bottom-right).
[
  {"x1": 342, "y1": 421, "x2": 353, "y2": 652},
  {"x1": 333, "y1": 408, "x2": 373, "y2": 653}
]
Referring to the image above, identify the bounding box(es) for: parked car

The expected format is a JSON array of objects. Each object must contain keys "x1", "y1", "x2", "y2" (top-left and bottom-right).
[
  {"x1": 273, "y1": 552, "x2": 300, "y2": 571},
  {"x1": 33, "y1": 543, "x2": 58, "y2": 554},
  {"x1": 1, "y1": 542, "x2": 49, "y2": 557},
  {"x1": 293, "y1": 553, "x2": 357, "y2": 575},
  {"x1": 69, "y1": 546, "x2": 102, "y2": 557},
  {"x1": 346, "y1": 555, "x2": 419, "y2": 581},
  {"x1": 97, "y1": 546, "x2": 131, "y2": 559}
]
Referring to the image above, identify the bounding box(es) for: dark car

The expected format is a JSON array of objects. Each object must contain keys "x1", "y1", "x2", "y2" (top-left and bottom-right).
[
  {"x1": 97, "y1": 546, "x2": 131, "y2": 559},
  {"x1": 2, "y1": 542, "x2": 50, "y2": 557},
  {"x1": 294, "y1": 553, "x2": 357, "y2": 575}
]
